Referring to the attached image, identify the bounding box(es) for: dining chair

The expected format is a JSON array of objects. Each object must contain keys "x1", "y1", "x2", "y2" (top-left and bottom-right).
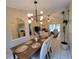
[
  {"x1": 6, "y1": 49, "x2": 18, "y2": 59},
  {"x1": 31, "y1": 39, "x2": 49, "y2": 59},
  {"x1": 40, "y1": 31, "x2": 48, "y2": 38},
  {"x1": 47, "y1": 34, "x2": 55, "y2": 59},
  {"x1": 46, "y1": 36, "x2": 52, "y2": 59}
]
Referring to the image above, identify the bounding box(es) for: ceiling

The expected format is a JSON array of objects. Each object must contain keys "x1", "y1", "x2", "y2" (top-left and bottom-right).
[{"x1": 6, "y1": 0, "x2": 71, "y2": 15}]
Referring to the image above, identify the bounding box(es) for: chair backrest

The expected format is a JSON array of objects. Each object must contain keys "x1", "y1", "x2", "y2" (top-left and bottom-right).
[
  {"x1": 40, "y1": 39, "x2": 48, "y2": 59},
  {"x1": 40, "y1": 31, "x2": 48, "y2": 38},
  {"x1": 47, "y1": 36, "x2": 51, "y2": 51},
  {"x1": 47, "y1": 35, "x2": 53, "y2": 51}
]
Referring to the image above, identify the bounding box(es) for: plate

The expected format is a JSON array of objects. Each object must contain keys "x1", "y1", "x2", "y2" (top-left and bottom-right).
[
  {"x1": 31, "y1": 43, "x2": 41, "y2": 48},
  {"x1": 15, "y1": 45, "x2": 28, "y2": 53}
]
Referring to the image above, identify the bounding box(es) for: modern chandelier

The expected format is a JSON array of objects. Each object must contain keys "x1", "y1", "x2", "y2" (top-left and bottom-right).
[{"x1": 27, "y1": 0, "x2": 44, "y2": 24}]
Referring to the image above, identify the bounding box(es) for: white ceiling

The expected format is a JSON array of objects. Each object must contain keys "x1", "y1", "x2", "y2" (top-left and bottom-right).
[{"x1": 6, "y1": 0, "x2": 71, "y2": 15}]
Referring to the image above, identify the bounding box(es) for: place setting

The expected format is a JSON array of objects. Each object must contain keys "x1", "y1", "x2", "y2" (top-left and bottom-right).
[
  {"x1": 24, "y1": 40, "x2": 34, "y2": 45},
  {"x1": 31, "y1": 42, "x2": 41, "y2": 48},
  {"x1": 15, "y1": 45, "x2": 29, "y2": 53}
]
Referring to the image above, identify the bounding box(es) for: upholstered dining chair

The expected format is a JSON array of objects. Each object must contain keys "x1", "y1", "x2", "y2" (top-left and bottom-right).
[
  {"x1": 40, "y1": 31, "x2": 48, "y2": 38},
  {"x1": 46, "y1": 35, "x2": 53, "y2": 59},
  {"x1": 31, "y1": 39, "x2": 49, "y2": 59}
]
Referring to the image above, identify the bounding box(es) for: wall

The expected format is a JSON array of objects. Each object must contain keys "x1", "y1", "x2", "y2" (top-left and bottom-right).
[
  {"x1": 68, "y1": 3, "x2": 72, "y2": 51},
  {"x1": 61, "y1": 4, "x2": 72, "y2": 49},
  {"x1": 6, "y1": 7, "x2": 30, "y2": 58},
  {"x1": 6, "y1": 7, "x2": 30, "y2": 39}
]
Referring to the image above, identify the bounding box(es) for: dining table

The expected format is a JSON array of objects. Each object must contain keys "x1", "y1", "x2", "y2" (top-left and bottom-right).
[{"x1": 11, "y1": 36, "x2": 48, "y2": 59}]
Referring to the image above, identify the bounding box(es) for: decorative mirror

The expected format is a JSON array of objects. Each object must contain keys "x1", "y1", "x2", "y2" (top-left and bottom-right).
[
  {"x1": 11, "y1": 18, "x2": 26, "y2": 39},
  {"x1": 17, "y1": 18, "x2": 25, "y2": 38}
]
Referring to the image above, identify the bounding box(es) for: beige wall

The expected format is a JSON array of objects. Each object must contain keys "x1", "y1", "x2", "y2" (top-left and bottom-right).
[
  {"x1": 6, "y1": 7, "x2": 31, "y2": 56},
  {"x1": 68, "y1": 3, "x2": 72, "y2": 49},
  {"x1": 6, "y1": 7, "x2": 29, "y2": 39}
]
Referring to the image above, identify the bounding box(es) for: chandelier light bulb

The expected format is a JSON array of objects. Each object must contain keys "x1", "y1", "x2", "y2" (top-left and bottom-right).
[
  {"x1": 40, "y1": 16, "x2": 43, "y2": 20},
  {"x1": 30, "y1": 13, "x2": 33, "y2": 16},
  {"x1": 27, "y1": 13, "x2": 31, "y2": 17},
  {"x1": 40, "y1": 22, "x2": 43, "y2": 24},
  {"x1": 28, "y1": 20, "x2": 31, "y2": 24},
  {"x1": 40, "y1": 11, "x2": 43, "y2": 14}
]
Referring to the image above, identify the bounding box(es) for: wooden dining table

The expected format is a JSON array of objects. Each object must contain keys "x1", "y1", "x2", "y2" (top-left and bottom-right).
[{"x1": 11, "y1": 37, "x2": 48, "y2": 59}]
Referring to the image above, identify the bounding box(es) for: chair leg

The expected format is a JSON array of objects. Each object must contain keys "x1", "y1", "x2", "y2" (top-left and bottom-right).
[
  {"x1": 50, "y1": 47, "x2": 52, "y2": 53},
  {"x1": 46, "y1": 53, "x2": 50, "y2": 59},
  {"x1": 13, "y1": 52, "x2": 16, "y2": 59},
  {"x1": 46, "y1": 54, "x2": 48, "y2": 59},
  {"x1": 48, "y1": 52, "x2": 50, "y2": 59}
]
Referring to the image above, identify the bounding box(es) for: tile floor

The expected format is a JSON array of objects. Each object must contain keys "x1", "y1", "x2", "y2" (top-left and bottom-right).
[
  {"x1": 51, "y1": 47, "x2": 71, "y2": 59},
  {"x1": 50, "y1": 37, "x2": 72, "y2": 59}
]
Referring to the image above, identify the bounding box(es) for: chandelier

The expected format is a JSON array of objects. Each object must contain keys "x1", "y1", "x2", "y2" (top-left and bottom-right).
[{"x1": 27, "y1": 0, "x2": 44, "y2": 24}]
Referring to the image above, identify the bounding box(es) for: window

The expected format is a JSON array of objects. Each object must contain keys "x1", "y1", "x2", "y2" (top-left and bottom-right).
[{"x1": 48, "y1": 24, "x2": 60, "y2": 32}]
